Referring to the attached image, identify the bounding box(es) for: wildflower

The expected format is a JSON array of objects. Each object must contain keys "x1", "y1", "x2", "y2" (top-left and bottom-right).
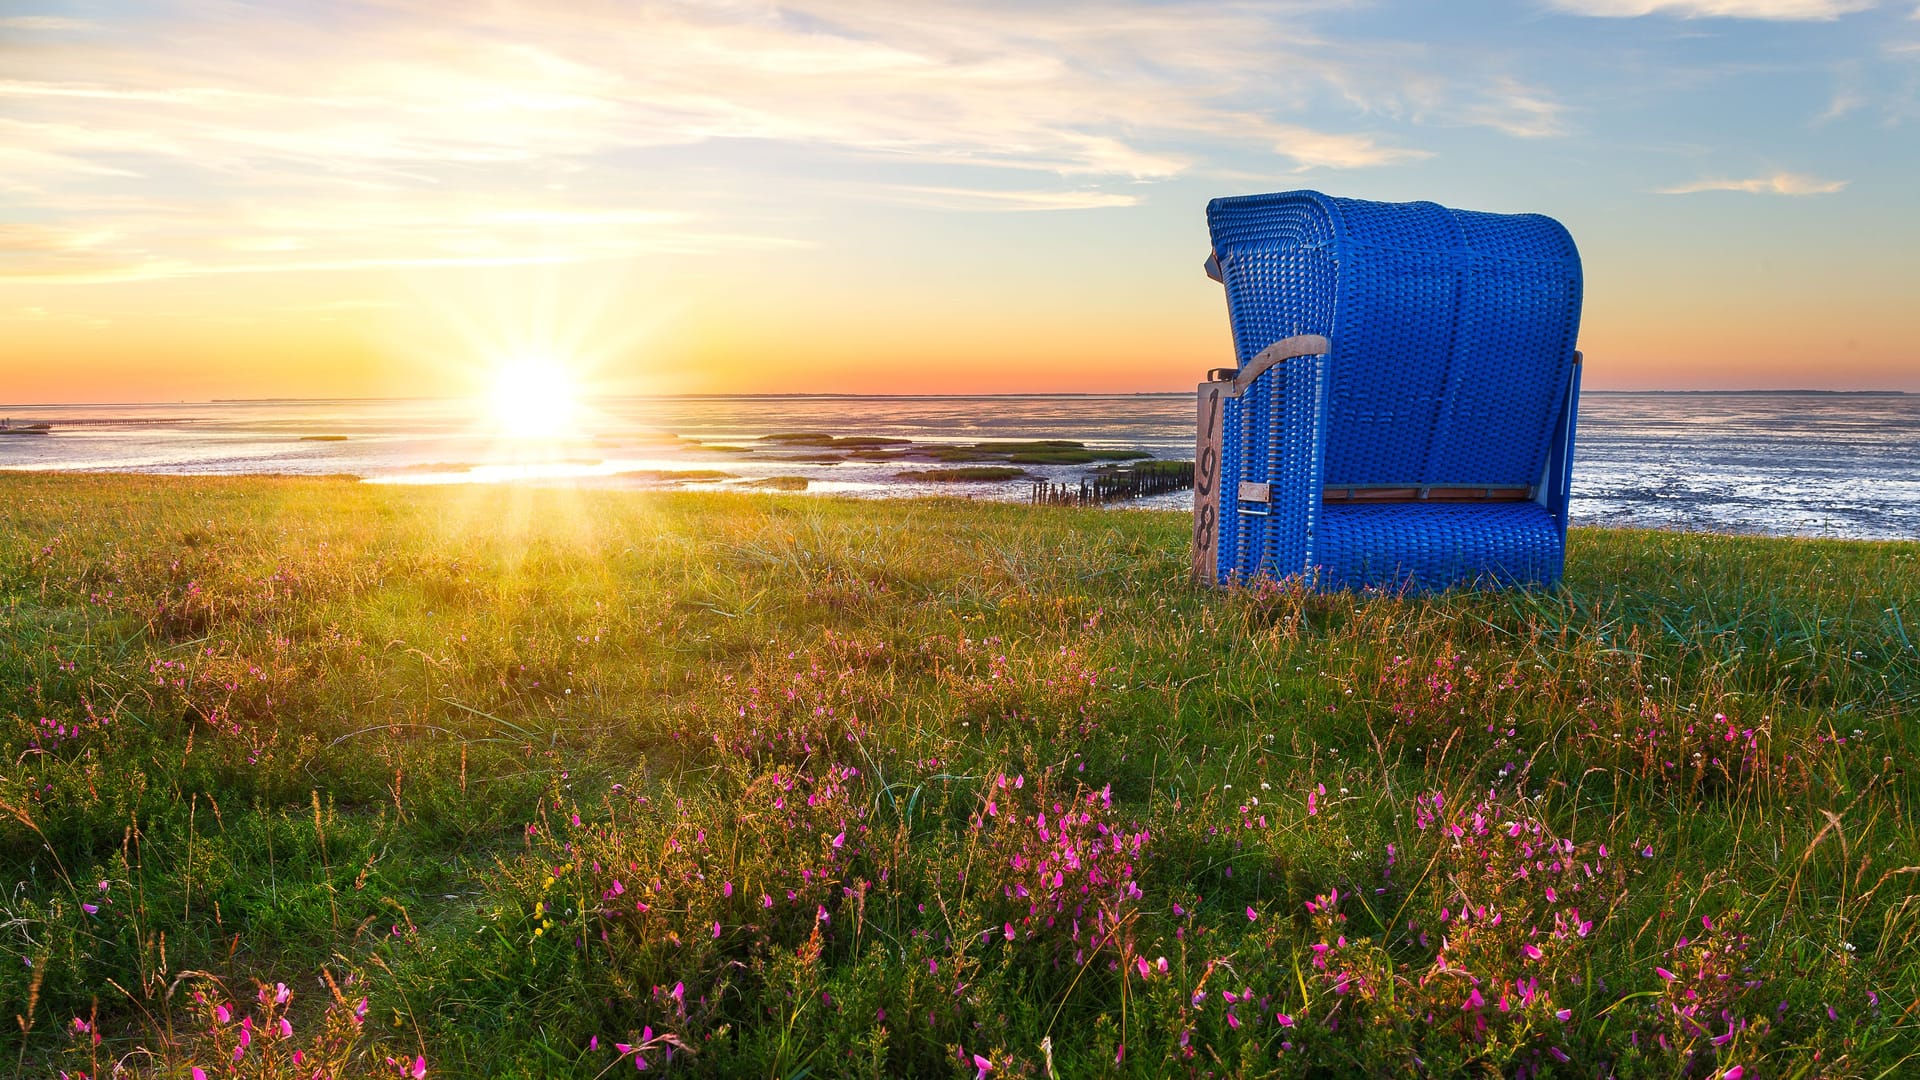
[
  {"x1": 1722, "y1": 1068, "x2": 1745, "y2": 1080},
  {"x1": 1522, "y1": 944, "x2": 1543, "y2": 960},
  {"x1": 278, "y1": 1017, "x2": 292, "y2": 1039},
  {"x1": 214, "y1": 1004, "x2": 231, "y2": 1025},
  {"x1": 193, "y1": 1070, "x2": 207, "y2": 1080},
  {"x1": 1246, "y1": 906, "x2": 1258, "y2": 921},
  {"x1": 274, "y1": 982, "x2": 290, "y2": 1004},
  {"x1": 1555, "y1": 1008, "x2": 1572, "y2": 1021},
  {"x1": 1276, "y1": 1013, "x2": 1294, "y2": 1027},
  {"x1": 81, "y1": 903, "x2": 98, "y2": 915},
  {"x1": 412, "y1": 1055, "x2": 428, "y2": 1078},
  {"x1": 831, "y1": 831, "x2": 845, "y2": 849},
  {"x1": 972, "y1": 1052, "x2": 994, "y2": 1079}
]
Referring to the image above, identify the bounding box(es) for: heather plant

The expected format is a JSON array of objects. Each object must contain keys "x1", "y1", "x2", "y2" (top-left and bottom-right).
[{"x1": 2, "y1": 475, "x2": 1915, "y2": 1076}]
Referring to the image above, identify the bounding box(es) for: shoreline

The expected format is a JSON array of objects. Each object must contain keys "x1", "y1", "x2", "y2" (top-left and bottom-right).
[{"x1": 0, "y1": 470, "x2": 1910, "y2": 545}]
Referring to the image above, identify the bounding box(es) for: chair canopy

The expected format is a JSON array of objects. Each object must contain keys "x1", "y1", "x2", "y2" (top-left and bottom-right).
[{"x1": 1206, "y1": 191, "x2": 1582, "y2": 491}]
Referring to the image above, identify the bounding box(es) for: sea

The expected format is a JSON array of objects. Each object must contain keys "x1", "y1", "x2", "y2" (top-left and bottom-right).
[{"x1": 1, "y1": 392, "x2": 1916, "y2": 541}]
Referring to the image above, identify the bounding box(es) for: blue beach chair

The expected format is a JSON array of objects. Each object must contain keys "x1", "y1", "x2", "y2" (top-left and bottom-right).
[{"x1": 1192, "y1": 190, "x2": 1583, "y2": 591}]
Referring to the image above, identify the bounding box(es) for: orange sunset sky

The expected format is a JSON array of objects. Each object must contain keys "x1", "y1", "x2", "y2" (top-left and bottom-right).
[{"x1": 3, "y1": 0, "x2": 1918, "y2": 402}]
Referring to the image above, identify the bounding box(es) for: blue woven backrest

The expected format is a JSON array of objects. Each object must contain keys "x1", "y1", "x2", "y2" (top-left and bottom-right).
[{"x1": 1206, "y1": 191, "x2": 1582, "y2": 488}]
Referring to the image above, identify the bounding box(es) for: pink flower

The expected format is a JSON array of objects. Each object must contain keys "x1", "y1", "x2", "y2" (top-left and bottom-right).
[
  {"x1": 1722, "y1": 1068, "x2": 1745, "y2": 1080},
  {"x1": 1464, "y1": 988, "x2": 1485, "y2": 1010},
  {"x1": 1655, "y1": 967, "x2": 1677, "y2": 981},
  {"x1": 1003, "y1": 922, "x2": 1014, "y2": 941},
  {"x1": 81, "y1": 903, "x2": 98, "y2": 915},
  {"x1": 590, "y1": 1036, "x2": 599, "y2": 1051},
  {"x1": 278, "y1": 1017, "x2": 292, "y2": 1039},
  {"x1": 722, "y1": 881, "x2": 733, "y2": 897},
  {"x1": 1522, "y1": 944, "x2": 1543, "y2": 960},
  {"x1": 831, "y1": 831, "x2": 845, "y2": 849},
  {"x1": 1276, "y1": 1013, "x2": 1294, "y2": 1027},
  {"x1": 712, "y1": 921, "x2": 721, "y2": 938},
  {"x1": 275, "y1": 982, "x2": 291, "y2": 1004},
  {"x1": 972, "y1": 1052, "x2": 994, "y2": 1079},
  {"x1": 1246, "y1": 906, "x2": 1258, "y2": 921},
  {"x1": 412, "y1": 1054, "x2": 428, "y2": 1078},
  {"x1": 192, "y1": 1070, "x2": 207, "y2": 1080},
  {"x1": 1556, "y1": 1008, "x2": 1573, "y2": 1021}
]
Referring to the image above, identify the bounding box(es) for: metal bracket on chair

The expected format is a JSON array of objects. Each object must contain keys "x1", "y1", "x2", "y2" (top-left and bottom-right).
[{"x1": 1237, "y1": 480, "x2": 1272, "y2": 515}]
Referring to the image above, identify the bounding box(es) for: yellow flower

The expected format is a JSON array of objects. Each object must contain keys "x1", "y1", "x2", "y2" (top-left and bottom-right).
[{"x1": 533, "y1": 901, "x2": 544, "y2": 917}]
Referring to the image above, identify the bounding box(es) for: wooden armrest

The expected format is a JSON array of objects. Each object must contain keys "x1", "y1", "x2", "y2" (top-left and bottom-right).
[{"x1": 1230, "y1": 335, "x2": 1331, "y2": 395}]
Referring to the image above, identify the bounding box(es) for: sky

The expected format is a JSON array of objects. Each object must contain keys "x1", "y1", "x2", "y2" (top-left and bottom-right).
[{"x1": 2, "y1": 0, "x2": 1917, "y2": 402}]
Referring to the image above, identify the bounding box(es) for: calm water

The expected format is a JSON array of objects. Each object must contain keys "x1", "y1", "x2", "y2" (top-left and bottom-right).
[{"x1": 1, "y1": 393, "x2": 1915, "y2": 540}]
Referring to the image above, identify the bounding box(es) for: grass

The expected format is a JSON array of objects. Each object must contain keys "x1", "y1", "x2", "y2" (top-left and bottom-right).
[
  {"x1": 737, "y1": 476, "x2": 811, "y2": 491},
  {"x1": 1, "y1": 473, "x2": 1916, "y2": 1078}
]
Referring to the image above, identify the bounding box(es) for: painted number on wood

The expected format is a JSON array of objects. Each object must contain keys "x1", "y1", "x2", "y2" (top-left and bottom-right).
[{"x1": 1193, "y1": 382, "x2": 1224, "y2": 584}]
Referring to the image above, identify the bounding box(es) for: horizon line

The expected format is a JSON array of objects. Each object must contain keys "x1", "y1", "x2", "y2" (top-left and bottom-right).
[{"x1": 4, "y1": 388, "x2": 1917, "y2": 409}]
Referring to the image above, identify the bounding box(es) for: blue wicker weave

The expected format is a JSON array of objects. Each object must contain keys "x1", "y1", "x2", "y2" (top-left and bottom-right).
[{"x1": 1202, "y1": 190, "x2": 1583, "y2": 591}]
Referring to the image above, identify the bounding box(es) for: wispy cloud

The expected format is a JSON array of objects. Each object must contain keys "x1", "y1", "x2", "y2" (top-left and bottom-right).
[
  {"x1": 1546, "y1": 0, "x2": 1874, "y2": 17},
  {"x1": 1456, "y1": 77, "x2": 1569, "y2": 138},
  {"x1": 0, "y1": 0, "x2": 1476, "y2": 281},
  {"x1": 879, "y1": 187, "x2": 1143, "y2": 212},
  {"x1": 1658, "y1": 171, "x2": 1850, "y2": 193},
  {"x1": 0, "y1": 16, "x2": 93, "y2": 31}
]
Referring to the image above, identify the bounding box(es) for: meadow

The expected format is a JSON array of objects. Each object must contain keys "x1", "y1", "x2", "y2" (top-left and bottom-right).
[{"x1": 2, "y1": 473, "x2": 1916, "y2": 1078}]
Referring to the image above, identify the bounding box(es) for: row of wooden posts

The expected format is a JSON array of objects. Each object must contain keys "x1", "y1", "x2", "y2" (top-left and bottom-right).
[{"x1": 1028, "y1": 462, "x2": 1195, "y2": 507}]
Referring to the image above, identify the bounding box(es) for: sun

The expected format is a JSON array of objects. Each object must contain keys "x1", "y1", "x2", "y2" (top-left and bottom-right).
[{"x1": 488, "y1": 355, "x2": 583, "y2": 439}]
